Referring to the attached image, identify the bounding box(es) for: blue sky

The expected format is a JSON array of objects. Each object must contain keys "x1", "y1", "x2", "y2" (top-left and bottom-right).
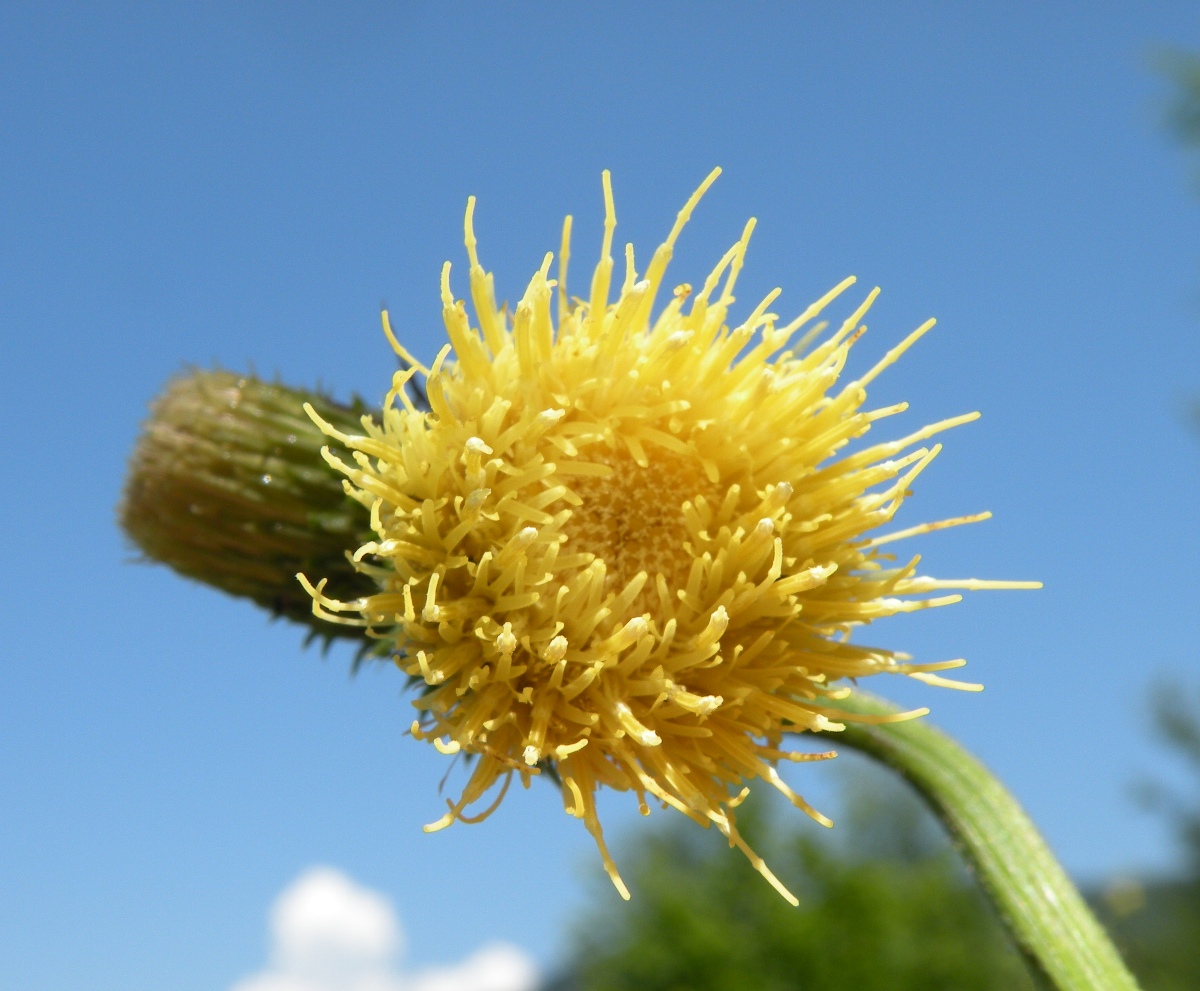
[{"x1": 4, "y1": 3, "x2": 1200, "y2": 989}]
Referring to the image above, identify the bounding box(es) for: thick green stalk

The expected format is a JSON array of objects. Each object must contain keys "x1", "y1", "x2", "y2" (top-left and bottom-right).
[{"x1": 832, "y1": 692, "x2": 1140, "y2": 991}]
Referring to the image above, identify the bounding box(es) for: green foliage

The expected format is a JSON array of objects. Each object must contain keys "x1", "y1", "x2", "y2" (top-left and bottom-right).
[
  {"x1": 560, "y1": 762, "x2": 1038, "y2": 991},
  {"x1": 1097, "y1": 682, "x2": 1200, "y2": 990},
  {"x1": 1098, "y1": 879, "x2": 1200, "y2": 991},
  {"x1": 1140, "y1": 682, "x2": 1200, "y2": 876},
  {"x1": 1159, "y1": 50, "x2": 1200, "y2": 149}
]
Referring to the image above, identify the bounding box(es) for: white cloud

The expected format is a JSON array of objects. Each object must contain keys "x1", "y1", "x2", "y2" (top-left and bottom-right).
[
  {"x1": 408, "y1": 944, "x2": 539, "y2": 991},
  {"x1": 231, "y1": 867, "x2": 539, "y2": 991}
]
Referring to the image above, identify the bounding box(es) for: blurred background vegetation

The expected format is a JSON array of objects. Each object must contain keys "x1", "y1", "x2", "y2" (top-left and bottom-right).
[
  {"x1": 541, "y1": 55, "x2": 1200, "y2": 991},
  {"x1": 554, "y1": 764, "x2": 1039, "y2": 991}
]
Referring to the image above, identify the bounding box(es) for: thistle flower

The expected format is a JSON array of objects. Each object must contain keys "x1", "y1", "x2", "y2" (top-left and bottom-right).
[{"x1": 300, "y1": 169, "x2": 1038, "y2": 903}]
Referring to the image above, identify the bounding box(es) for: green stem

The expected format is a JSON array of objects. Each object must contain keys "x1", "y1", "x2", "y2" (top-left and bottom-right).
[{"x1": 832, "y1": 691, "x2": 1139, "y2": 991}]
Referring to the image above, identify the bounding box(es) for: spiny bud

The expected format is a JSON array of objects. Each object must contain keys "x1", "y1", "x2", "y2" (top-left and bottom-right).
[{"x1": 120, "y1": 369, "x2": 376, "y2": 643}]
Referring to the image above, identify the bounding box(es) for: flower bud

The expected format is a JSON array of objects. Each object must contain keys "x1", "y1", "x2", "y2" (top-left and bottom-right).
[{"x1": 120, "y1": 369, "x2": 375, "y2": 643}]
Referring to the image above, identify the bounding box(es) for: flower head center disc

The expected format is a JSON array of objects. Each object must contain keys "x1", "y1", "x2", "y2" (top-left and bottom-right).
[{"x1": 563, "y1": 447, "x2": 718, "y2": 608}]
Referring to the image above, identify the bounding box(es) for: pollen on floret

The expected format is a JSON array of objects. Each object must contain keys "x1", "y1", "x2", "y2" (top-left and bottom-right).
[{"x1": 300, "y1": 168, "x2": 1040, "y2": 903}]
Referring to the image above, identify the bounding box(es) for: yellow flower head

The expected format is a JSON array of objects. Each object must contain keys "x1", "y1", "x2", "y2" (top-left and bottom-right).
[{"x1": 300, "y1": 169, "x2": 1037, "y2": 903}]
